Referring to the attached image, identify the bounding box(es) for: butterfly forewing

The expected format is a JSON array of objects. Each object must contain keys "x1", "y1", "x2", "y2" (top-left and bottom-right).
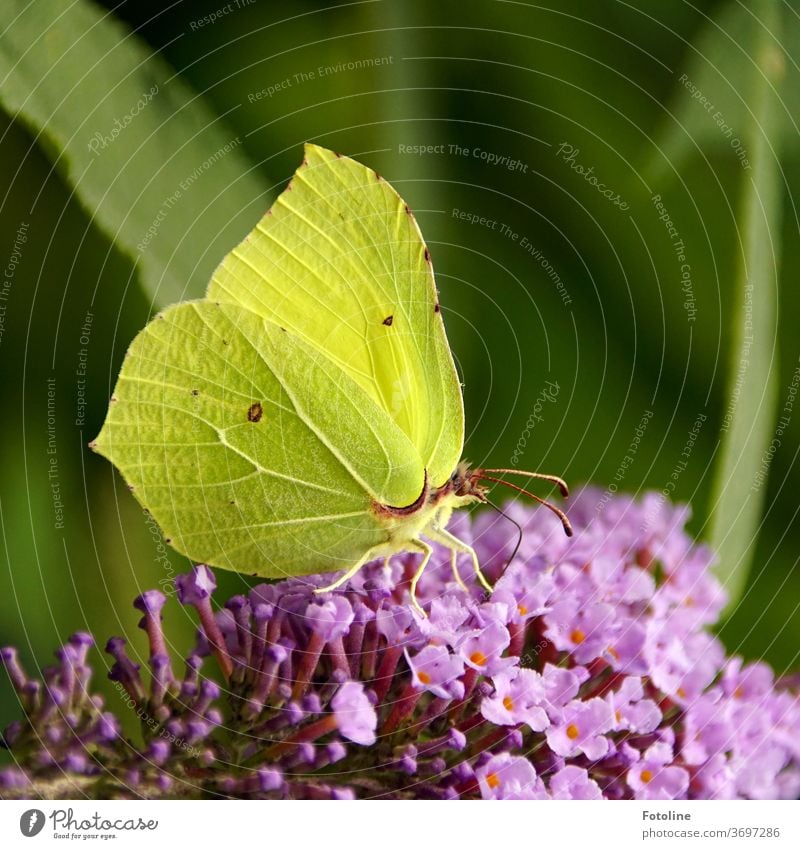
[{"x1": 208, "y1": 144, "x2": 464, "y2": 489}]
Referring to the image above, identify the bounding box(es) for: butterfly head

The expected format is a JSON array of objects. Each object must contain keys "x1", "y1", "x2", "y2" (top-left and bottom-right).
[{"x1": 447, "y1": 461, "x2": 489, "y2": 501}]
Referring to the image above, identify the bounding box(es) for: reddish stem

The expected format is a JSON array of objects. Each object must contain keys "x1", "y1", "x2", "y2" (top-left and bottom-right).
[
  {"x1": 361, "y1": 620, "x2": 379, "y2": 680},
  {"x1": 372, "y1": 645, "x2": 402, "y2": 702},
  {"x1": 381, "y1": 681, "x2": 422, "y2": 734},
  {"x1": 263, "y1": 714, "x2": 337, "y2": 759},
  {"x1": 292, "y1": 631, "x2": 325, "y2": 700},
  {"x1": 508, "y1": 621, "x2": 525, "y2": 657},
  {"x1": 196, "y1": 599, "x2": 233, "y2": 681},
  {"x1": 326, "y1": 636, "x2": 351, "y2": 678}
]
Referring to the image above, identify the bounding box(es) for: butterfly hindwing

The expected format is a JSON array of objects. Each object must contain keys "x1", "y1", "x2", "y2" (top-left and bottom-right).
[{"x1": 92, "y1": 301, "x2": 408, "y2": 577}]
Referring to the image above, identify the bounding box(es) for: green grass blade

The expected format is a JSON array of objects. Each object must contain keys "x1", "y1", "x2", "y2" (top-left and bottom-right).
[
  {"x1": 0, "y1": 0, "x2": 268, "y2": 306},
  {"x1": 709, "y1": 0, "x2": 784, "y2": 611}
]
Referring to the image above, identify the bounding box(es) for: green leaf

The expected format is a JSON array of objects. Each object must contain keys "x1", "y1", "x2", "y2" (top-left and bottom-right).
[
  {"x1": 0, "y1": 0, "x2": 268, "y2": 306},
  {"x1": 708, "y1": 0, "x2": 783, "y2": 611},
  {"x1": 647, "y1": 0, "x2": 798, "y2": 178}
]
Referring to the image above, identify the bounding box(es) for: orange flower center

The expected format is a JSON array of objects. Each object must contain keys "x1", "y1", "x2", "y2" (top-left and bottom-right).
[
  {"x1": 518, "y1": 604, "x2": 528, "y2": 616},
  {"x1": 503, "y1": 696, "x2": 514, "y2": 712},
  {"x1": 486, "y1": 772, "x2": 501, "y2": 789},
  {"x1": 566, "y1": 723, "x2": 580, "y2": 740},
  {"x1": 607, "y1": 646, "x2": 620, "y2": 660},
  {"x1": 570, "y1": 629, "x2": 586, "y2": 645},
  {"x1": 676, "y1": 686, "x2": 686, "y2": 699},
  {"x1": 470, "y1": 651, "x2": 488, "y2": 667},
  {"x1": 641, "y1": 769, "x2": 654, "y2": 784},
  {"x1": 418, "y1": 671, "x2": 432, "y2": 685}
]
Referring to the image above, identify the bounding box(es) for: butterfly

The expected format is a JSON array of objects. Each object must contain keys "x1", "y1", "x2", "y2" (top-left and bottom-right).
[{"x1": 92, "y1": 144, "x2": 571, "y2": 613}]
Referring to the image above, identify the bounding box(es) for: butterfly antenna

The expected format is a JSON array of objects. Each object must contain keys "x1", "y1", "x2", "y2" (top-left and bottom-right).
[
  {"x1": 482, "y1": 468, "x2": 569, "y2": 498},
  {"x1": 477, "y1": 474, "x2": 573, "y2": 537},
  {"x1": 486, "y1": 499, "x2": 524, "y2": 573}
]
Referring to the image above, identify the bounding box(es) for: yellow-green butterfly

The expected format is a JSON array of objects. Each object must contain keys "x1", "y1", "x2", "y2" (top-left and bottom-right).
[{"x1": 92, "y1": 144, "x2": 571, "y2": 612}]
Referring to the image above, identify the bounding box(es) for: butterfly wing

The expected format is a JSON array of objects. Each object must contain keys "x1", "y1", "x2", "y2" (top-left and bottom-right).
[
  {"x1": 208, "y1": 143, "x2": 464, "y2": 489},
  {"x1": 92, "y1": 300, "x2": 424, "y2": 577}
]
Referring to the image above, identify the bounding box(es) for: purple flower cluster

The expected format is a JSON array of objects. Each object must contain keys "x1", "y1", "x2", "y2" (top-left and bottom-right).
[{"x1": 2, "y1": 489, "x2": 799, "y2": 799}]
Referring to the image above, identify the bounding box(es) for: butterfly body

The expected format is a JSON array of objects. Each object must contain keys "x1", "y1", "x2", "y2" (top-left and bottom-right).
[
  {"x1": 370, "y1": 462, "x2": 487, "y2": 555},
  {"x1": 93, "y1": 145, "x2": 568, "y2": 612}
]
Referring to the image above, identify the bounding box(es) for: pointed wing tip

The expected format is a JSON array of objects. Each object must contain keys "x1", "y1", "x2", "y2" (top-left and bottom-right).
[
  {"x1": 88, "y1": 433, "x2": 109, "y2": 459},
  {"x1": 90, "y1": 418, "x2": 116, "y2": 459},
  {"x1": 88, "y1": 426, "x2": 104, "y2": 452},
  {"x1": 303, "y1": 142, "x2": 338, "y2": 163}
]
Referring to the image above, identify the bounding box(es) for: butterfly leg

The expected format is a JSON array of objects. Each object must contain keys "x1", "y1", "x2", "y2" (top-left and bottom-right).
[
  {"x1": 408, "y1": 539, "x2": 434, "y2": 616},
  {"x1": 314, "y1": 547, "x2": 381, "y2": 595},
  {"x1": 448, "y1": 547, "x2": 468, "y2": 590},
  {"x1": 430, "y1": 507, "x2": 467, "y2": 590},
  {"x1": 425, "y1": 527, "x2": 493, "y2": 594}
]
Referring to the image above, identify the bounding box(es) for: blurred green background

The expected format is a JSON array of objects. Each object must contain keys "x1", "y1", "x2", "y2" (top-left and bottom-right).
[{"x1": 1, "y1": 0, "x2": 799, "y2": 738}]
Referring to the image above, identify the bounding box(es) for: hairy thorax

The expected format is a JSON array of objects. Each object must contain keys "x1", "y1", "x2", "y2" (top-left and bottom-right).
[{"x1": 372, "y1": 461, "x2": 487, "y2": 548}]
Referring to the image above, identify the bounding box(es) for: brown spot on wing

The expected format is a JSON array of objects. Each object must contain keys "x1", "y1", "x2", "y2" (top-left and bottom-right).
[
  {"x1": 424, "y1": 248, "x2": 431, "y2": 262},
  {"x1": 247, "y1": 402, "x2": 264, "y2": 423},
  {"x1": 382, "y1": 315, "x2": 394, "y2": 326},
  {"x1": 434, "y1": 302, "x2": 441, "y2": 313}
]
